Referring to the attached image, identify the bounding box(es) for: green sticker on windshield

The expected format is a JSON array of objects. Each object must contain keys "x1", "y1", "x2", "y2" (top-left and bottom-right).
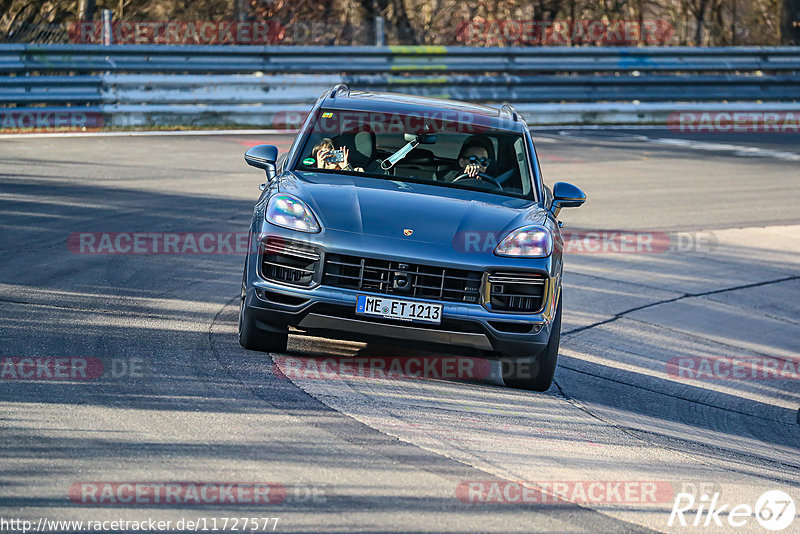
[{"x1": 302, "y1": 157, "x2": 315, "y2": 166}]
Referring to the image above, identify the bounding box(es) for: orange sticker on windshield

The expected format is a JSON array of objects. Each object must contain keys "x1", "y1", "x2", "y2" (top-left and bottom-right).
[{"x1": 321, "y1": 112, "x2": 334, "y2": 118}]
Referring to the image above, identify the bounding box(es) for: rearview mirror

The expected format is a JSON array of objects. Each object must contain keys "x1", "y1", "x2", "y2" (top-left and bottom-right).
[
  {"x1": 551, "y1": 182, "x2": 586, "y2": 216},
  {"x1": 244, "y1": 144, "x2": 279, "y2": 181},
  {"x1": 403, "y1": 133, "x2": 437, "y2": 144}
]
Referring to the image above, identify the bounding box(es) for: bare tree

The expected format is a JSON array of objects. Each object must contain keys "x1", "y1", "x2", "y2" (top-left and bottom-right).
[
  {"x1": 782, "y1": 0, "x2": 800, "y2": 42},
  {"x1": 0, "y1": 0, "x2": 794, "y2": 46}
]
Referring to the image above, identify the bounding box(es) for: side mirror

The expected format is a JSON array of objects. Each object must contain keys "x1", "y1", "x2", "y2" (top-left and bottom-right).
[
  {"x1": 551, "y1": 182, "x2": 586, "y2": 217},
  {"x1": 244, "y1": 144, "x2": 279, "y2": 181}
]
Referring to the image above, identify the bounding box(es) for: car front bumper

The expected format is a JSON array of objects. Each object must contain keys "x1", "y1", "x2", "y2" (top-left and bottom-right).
[
  {"x1": 244, "y1": 279, "x2": 558, "y2": 357},
  {"x1": 242, "y1": 224, "x2": 561, "y2": 356}
]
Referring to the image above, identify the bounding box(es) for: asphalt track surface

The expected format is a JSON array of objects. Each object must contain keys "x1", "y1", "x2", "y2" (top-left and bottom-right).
[{"x1": 1, "y1": 129, "x2": 798, "y2": 533}]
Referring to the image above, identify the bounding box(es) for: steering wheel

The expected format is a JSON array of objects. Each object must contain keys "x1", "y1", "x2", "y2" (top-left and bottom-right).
[{"x1": 452, "y1": 172, "x2": 503, "y2": 190}]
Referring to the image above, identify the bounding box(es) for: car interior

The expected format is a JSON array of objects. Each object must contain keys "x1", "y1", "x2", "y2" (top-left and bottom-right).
[{"x1": 300, "y1": 126, "x2": 532, "y2": 197}]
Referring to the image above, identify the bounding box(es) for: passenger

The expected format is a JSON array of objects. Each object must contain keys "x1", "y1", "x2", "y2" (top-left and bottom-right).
[
  {"x1": 440, "y1": 135, "x2": 495, "y2": 182},
  {"x1": 311, "y1": 138, "x2": 363, "y2": 172}
]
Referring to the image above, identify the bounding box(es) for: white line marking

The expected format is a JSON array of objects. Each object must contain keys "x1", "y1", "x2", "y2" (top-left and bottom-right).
[
  {"x1": 650, "y1": 137, "x2": 800, "y2": 161},
  {"x1": 552, "y1": 130, "x2": 800, "y2": 162},
  {"x1": 533, "y1": 125, "x2": 672, "y2": 131},
  {"x1": 4, "y1": 127, "x2": 798, "y2": 162},
  {"x1": 0, "y1": 129, "x2": 295, "y2": 139}
]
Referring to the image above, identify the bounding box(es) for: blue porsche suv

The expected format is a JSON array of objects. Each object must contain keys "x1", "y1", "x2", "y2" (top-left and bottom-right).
[{"x1": 239, "y1": 85, "x2": 585, "y2": 391}]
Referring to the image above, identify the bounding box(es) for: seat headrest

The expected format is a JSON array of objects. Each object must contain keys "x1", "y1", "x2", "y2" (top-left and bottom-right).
[
  {"x1": 401, "y1": 148, "x2": 435, "y2": 165},
  {"x1": 340, "y1": 130, "x2": 376, "y2": 166}
]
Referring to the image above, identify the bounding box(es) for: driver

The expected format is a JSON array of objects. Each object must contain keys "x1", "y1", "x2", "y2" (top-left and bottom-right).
[{"x1": 441, "y1": 135, "x2": 495, "y2": 182}]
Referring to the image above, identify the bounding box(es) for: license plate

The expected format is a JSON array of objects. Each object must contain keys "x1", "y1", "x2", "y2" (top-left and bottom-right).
[{"x1": 356, "y1": 295, "x2": 442, "y2": 324}]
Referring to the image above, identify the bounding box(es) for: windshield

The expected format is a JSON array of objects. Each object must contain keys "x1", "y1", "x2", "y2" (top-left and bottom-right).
[{"x1": 293, "y1": 108, "x2": 534, "y2": 199}]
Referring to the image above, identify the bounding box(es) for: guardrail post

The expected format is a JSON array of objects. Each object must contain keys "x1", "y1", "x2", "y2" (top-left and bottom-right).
[
  {"x1": 235, "y1": 0, "x2": 247, "y2": 22},
  {"x1": 375, "y1": 16, "x2": 385, "y2": 47},
  {"x1": 102, "y1": 10, "x2": 113, "y2": 45},
  {"x1": 78, "y1": 0, "x2": 96, "y2": 22}
]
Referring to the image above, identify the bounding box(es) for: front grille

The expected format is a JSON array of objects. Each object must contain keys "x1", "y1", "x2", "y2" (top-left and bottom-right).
[
  {"x1": 487, "y1": 272, "x2": 547, "y2": 313},
  {"x1": 260, "y1": 237, "x2": 320, "y2": 286},
  {"x1": 323, "y1": 253, "x2": 482, "y2": 304}
]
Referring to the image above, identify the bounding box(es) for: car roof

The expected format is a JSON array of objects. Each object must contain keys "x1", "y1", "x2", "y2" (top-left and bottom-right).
[{"x1": 322, "y1": 89, "x2": 527, "y2": 133}]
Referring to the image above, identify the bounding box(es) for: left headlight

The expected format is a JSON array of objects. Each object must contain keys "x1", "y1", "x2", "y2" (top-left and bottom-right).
[
  {"x1": 265, "y1": 194, "x2": 321, "y2": 233},
  {"x1": 494, "y1": 225, "x2": 552, "y2": 257}
]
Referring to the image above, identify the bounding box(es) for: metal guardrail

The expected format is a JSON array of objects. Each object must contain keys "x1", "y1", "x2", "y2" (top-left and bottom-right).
[
  {"x1": 0, "y1": 75, "x2": 102, "y2": 104},
  {"x1": 97, "y1": 73, "x2": 800, "y2": 104},
  {"x1": 1, "y1": 44, "x2": 799, "y2": 128},
  {"x1": 2, "y1": 44, "x2": 800, "y2": 73},
  {"x1": 5, "y1": 72, "x2": 800, "y2": 107}
]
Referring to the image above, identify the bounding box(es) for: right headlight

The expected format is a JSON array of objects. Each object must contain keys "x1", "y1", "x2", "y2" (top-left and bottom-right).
[
  {"x1": 265, "y1": 194, "x2": 321, "y2": 233},
  {"x1": 494, "y1": 225, "x2": 553, "y2": 258}
]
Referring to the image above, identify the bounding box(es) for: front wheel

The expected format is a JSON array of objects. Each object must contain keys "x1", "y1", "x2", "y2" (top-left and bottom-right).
[
  {"x1": 502, "y1": 295, "x2": 562, "y2": 392},
  {"x1": 238, "y1": 291, "x2": 288, "y2": 353}
]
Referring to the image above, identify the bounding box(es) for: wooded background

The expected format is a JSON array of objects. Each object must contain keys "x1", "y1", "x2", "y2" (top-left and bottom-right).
[{"x1": 2, "y1": 0, "x2": 799, "y2": 45}]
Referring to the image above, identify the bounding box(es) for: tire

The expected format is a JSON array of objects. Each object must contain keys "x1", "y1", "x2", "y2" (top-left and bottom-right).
[
  {"x1": 238, "y1": 288, "x2": 288, "y2": 353},
  {"x1": 502, "y1": 294, "x2": 562, "y2": 392}
]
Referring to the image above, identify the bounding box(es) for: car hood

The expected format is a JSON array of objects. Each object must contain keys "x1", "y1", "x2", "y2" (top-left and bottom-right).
[{"x1": 277, "y1": 171, "x2": 547, "y2": 243}]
